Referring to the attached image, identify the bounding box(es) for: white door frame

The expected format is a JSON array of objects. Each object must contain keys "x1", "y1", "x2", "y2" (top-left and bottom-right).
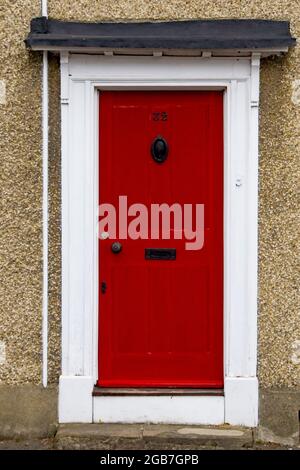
[{"x1": 58, "y1": 53, "x2": 260, "y2": 426}]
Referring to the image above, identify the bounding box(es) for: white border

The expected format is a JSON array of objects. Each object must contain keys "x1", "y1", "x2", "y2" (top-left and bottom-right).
[{"x1": 59, "y1": 54, "x2": 259, "y2": 426}]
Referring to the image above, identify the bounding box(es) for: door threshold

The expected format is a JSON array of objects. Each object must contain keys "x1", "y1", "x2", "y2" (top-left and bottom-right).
[{"x1": 93, "y1": 386, "x2": 224, "y2": 397}]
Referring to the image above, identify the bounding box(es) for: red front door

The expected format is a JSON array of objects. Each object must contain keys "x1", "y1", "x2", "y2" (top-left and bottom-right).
[{"x1": 98, "y1": 91, "x2": 223, "y2": 388}]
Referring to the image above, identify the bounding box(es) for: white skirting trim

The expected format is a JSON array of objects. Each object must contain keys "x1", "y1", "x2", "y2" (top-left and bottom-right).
[
  {"x1": 59, "y1": 376, "x2": 94, "y2": 423},
  {"x1": 224, "y1": 377, "x2": 258, "y2": 427},
  {"x1": 93, "y1": 396, "x2": 224, "y2": 425}
]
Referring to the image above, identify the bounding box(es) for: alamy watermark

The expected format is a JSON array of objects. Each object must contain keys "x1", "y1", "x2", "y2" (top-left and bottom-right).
[{"x1": 98, "y1": 196, "x2": 204, "y2": 250}]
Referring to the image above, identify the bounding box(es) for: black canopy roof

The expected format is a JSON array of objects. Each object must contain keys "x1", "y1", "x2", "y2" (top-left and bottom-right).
[{"x1": 26, "y1": 17, "x2": 296, "y2": 54}]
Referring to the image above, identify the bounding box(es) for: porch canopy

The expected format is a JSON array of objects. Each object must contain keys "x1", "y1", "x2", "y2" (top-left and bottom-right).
[{"x1": 25, "y1": 17, "x2": 296, "y2": 57}]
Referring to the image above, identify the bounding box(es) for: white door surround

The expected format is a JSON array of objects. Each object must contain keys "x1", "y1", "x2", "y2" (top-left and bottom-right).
[{"x1": 58, "y1": 53, "x2": 260, "y2": 426}]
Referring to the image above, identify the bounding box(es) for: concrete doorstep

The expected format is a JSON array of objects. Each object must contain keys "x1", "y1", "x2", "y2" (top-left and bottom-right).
[{"x1": 54, "y1": 424, "x2": 254, "y2": 450}]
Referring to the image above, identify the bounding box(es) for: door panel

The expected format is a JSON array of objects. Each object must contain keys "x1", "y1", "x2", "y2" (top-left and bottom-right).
[{"x1": 98, "y1": 91, "x2": 223, "y2": 388}]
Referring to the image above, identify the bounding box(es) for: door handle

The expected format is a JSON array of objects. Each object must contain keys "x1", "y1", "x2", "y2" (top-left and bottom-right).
[{"x1": 111, "y1": 241, "x2": 122, "y2": 254}]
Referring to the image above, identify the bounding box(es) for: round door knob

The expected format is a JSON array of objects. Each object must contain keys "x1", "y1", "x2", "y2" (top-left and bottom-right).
[{"x1": 111, "y1": 242, "x2": 122, "y2": 254}]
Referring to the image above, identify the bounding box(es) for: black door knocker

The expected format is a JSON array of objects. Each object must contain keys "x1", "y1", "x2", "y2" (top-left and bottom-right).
[{"x1": 151, "y1": 136, "x2": 169, "y2": 164}]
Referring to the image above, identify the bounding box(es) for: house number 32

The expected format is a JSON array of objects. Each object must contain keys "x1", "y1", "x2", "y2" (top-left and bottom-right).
[{"x1": 152, "y1": 112, "x2": 168, "y2": 121}]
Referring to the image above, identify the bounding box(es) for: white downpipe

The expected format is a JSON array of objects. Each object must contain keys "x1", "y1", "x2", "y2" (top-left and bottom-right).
[
  {"x1": 42, "y1": 0, "x2": 47, "y2": 17},
  {"x1": 42, "y1": 0, "x2": 48, "y2": 387}
]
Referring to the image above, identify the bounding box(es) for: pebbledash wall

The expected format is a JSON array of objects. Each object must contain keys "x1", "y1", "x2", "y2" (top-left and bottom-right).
[{"x1": 0, "y1": 0, "x2": 299, "y2": 443}]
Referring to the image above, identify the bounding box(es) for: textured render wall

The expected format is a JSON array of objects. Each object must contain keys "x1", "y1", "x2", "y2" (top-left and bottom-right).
[
  {"x1": 0, "y1": 0, "x2": 299, "y2": 388},
  {"x1": 0, "y1": 2, "x2": 61, "y2": 386},
  {"x1": 259, "y1": 55, "x2": 300, "y2": 388},
  {"x1": 47, "y1": 55, "x2": 61, "y2": 384},
  {"x1": 0, "y1": 1, "x2": 42, "y2": 384}
]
